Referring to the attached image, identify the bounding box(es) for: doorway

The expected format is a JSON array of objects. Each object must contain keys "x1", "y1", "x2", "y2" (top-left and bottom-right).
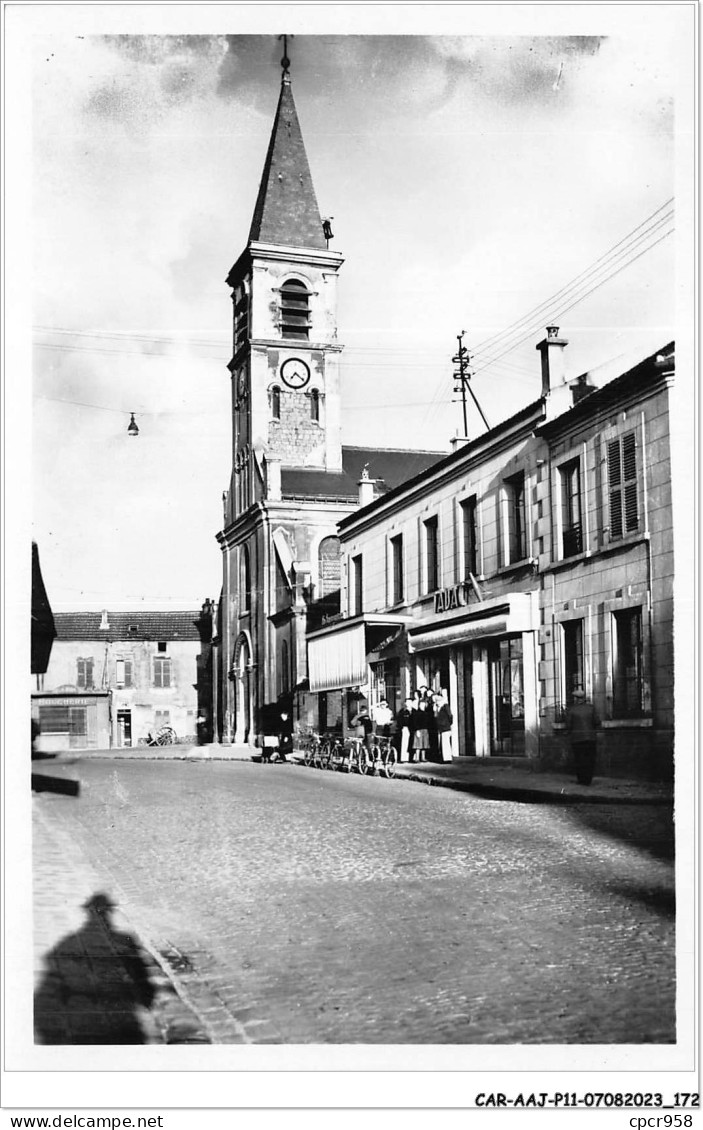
[
  {"x1": 461, "y1": 648, "x2": 475, "y2": 755},
  {"x1": 489, "y1": 636, "x2": 525, "y2": 755},
  {"x1": 116, "y1": 708, "x2": 132, "y2": 748}
]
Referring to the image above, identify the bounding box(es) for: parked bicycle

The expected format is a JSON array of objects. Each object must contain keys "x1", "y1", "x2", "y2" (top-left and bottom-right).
[{"x1": 359, "y1": 733, "x2": 397, "y2": 778}]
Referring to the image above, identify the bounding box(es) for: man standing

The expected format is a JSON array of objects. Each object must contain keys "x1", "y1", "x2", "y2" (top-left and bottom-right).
[
  {"x1": 434, "y1": 691, "x2": 454, "y2": 763},
  {"x1": 565, "y1": 686, "x2": 600, "y2": 785}
]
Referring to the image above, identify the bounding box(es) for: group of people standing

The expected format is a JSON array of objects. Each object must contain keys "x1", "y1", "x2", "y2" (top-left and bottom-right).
[{"x1": 351, "y1": 687, "x2": 454, "y2": 764}]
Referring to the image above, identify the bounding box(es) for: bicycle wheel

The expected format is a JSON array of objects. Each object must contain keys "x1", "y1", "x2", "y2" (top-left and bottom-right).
[
  {"x1": 324, "y1": 742, "x2": 336, "y2": 770},
  {"x1": 303, "y1": 742, "x2": 313, "y2": 768},
  {"x1": 382, "y1": 744, "x2": 397, "y2": 779},
  {"x1": 358, "y1": 745, "x2": 370, "y2": 775}
]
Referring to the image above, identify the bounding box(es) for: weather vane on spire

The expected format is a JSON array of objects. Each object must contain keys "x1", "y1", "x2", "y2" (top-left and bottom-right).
[{"x1": 279, "y1": 33, "x2": 293, "y2": 77}]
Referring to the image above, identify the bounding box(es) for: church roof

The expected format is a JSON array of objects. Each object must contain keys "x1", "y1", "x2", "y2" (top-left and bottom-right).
[
  {"x1": 248, "y1": 75, "x2": 327, "y2": 250},
  {"x1": 280, "y1": 446, "x2": 446, "y2": 501}
]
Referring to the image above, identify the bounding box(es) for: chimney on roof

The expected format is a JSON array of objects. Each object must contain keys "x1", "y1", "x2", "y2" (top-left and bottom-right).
[
  {"x1": 536, "y1": 324, "x2": 569, "y2": 396},
  {"x1": 99, "y1": 610, "x2": 110, "y2": 631},
  {"x1": 358, "y1": 465, "x2": 374, "y2": 508}
]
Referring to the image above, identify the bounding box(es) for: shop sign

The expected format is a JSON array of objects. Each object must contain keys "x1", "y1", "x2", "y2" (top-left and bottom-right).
[
  {"x1": 36, "y1": 697, "x2": 94, "y2": 708},
  {"x1": 434, "y1": 583, "x2": 471, "y2": 614}
]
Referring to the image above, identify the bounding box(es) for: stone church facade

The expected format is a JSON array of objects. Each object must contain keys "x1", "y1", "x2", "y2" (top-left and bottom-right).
[{"x1": 215, "y1": 60, "x2": 441, "y2": 745}]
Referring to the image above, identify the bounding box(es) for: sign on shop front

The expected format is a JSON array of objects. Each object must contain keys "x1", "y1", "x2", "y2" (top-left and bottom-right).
[{"x1": 434, "y1": 583, "x2": 471, "y2": 614}]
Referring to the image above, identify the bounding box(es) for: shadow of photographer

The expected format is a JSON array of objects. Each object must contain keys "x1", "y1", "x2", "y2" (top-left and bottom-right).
[{"x1": 34, "y1": 891, "x2": 156, "y2": 1044}]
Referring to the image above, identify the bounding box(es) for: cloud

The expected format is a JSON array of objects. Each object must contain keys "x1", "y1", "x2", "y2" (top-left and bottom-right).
[
  {"x1": 429, "y1": 35, "x2": 604, "y2": 106},
  {"x1": 87, "y1": 34, "x2": 228, "y2": 124}
]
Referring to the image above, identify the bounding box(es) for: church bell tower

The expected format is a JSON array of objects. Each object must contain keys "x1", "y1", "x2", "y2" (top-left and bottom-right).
[{"x1": 225, "y1": 47, "x2": 345, "y2": 522}]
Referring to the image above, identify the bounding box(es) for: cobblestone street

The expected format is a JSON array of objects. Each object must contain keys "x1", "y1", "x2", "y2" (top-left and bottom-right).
[{"x1": 33, "y1": 759, "x2": 675, "y2": 1045}]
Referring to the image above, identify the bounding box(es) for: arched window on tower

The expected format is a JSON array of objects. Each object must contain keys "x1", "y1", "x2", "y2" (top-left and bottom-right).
[
  {"x1": 318, "y1": 536, "x2": 342, "y2": 598},
  {"x1": 280, "y1": 279, "x2": 310, "y2": 341},
  {"x1": 240, "y1": 544, "x2": 251, "y2": 613},
  {"x1": 233, "y1": 281, "x2": 249, "y2": 354},
  {"x1": 310, "y1": 387, "x2": 320, "y2": 423},
  {"x1": 269, "y1": 385, "x2": 281, "y2": 420}
]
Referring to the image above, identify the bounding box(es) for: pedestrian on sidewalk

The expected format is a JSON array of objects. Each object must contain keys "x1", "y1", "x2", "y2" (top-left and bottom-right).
[
  {"x1": 565, "y1": 686, "x2": 600, "y2": 785},
  {"x1": 411, "y1": 688, "x2": 431, "y2": 762},
  {"x1": 372, "y1": 698, "x2": 394, "y2": 737},
  {"x1": 276, "y1": 711, "x2": 293, "y2": 762},
  {"x1": 396, "y1": 698, "x2": 415, "y2": 762},
  {"x1": 350, "y1": 704, "x2": 374, "y2": 752},
  {"x1": 433, "y1": 690, "x2": 454, "y2": 762}
]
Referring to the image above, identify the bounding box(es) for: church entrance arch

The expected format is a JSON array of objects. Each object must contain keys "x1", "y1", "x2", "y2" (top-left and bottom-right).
[{"x1": 233, "y1": 632, "x2": 253, "y2": 744}]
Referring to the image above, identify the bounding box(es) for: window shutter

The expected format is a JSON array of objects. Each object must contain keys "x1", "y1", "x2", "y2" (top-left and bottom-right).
[
  {"x1": 622, "y1": 432, "x2": 639, "y2": 532},
  {"x1": 608, "y1": 439, "x2": 623, "y2": 539},
  {"x1": 124, "y1": 659, "x2": 133, "y2": 688}
]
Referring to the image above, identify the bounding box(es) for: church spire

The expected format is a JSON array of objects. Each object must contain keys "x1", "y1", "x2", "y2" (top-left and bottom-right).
[{"x1": 248, "y1": 47, "x2": 327, "y2": 250}]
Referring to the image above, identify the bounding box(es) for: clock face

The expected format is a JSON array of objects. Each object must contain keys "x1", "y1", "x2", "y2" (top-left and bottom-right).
[{"x1": 280, "y1": 357, "x2": 310, "y2": 389}]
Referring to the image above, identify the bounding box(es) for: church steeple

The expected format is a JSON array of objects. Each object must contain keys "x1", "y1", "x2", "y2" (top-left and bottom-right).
[{"x1": 248, "y1": 59, "x2": 326, "y2": 250}]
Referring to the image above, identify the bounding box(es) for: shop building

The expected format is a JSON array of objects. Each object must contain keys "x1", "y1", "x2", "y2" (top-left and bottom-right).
[{"x1": 307, "y1": 331, "x2": 675, "y2": 779}]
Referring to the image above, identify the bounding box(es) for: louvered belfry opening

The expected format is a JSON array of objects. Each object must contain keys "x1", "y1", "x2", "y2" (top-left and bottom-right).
[{"x1": 280, "y1": 279, "x2": 310, "y2": 340}]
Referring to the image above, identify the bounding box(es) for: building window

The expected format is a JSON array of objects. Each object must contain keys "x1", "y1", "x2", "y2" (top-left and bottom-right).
[
  {"x1": 157, "y1": 641, "x2": 167, "y2": 653},
  {"x1": 240, "y1": 544, "x2": 251, "y2": 613},
  {"x1": 76, "y1": 658, "x2": 94, "y2": 690},
  {"x1": 269, "y1": 385, "x2": 281, "y2": 420},
  {"x1": 505, "y1": 472, "x2": 526, "y2": 563},
  {"x1": 390, "y1": 534, "x2": 404, "y2": 604},
  {"x1": 424, "y1": 515, "x2": 439, "y2": 593},
  {"x1": 153, "y1": 657, "x2": 172, "y2": 688},
  {"x1": 460, "y1": 496, "x2": 478, "y2": 578},
  {"x1": 613, "y1": 608, "x2": 644, "y2": 717},
  {"x1": 608, "y1": 431, "x2": 638, "y2": 540},
  {"x1": 352, "y1": 554, "x2": 363, "y2": 617},
  {"x1": 154, "y1": 710, "x2": 170, "y2": 730},
  {"x1": 280, "y1": 279, "x2": 310, "y2": 340},
  {"x1": 310, "y1": 388, "x2": 320, "y2": 422},
  {"x1": 560, "y1": 459, "x2": 582, "y2": 557},
  {"x1": 115, "y1": 658, "x2": 133, "y2": 688},
  {"x1": 280, "y1": 640, "x2": 290, "y2": 696},
  {"x1": 318, "y1": 536, "x2": 341, "y2": 598},
  {"x1": 562, "y1": 619, "x2": 584, "y2": 706}
]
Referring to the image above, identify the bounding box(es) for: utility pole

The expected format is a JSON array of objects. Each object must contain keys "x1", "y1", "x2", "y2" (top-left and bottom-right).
[{"x1": 452, "y1": 331, "x2": 490, "y2": 434}]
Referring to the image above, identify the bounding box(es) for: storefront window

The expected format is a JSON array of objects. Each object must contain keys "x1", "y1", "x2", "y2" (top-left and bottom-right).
[{"x1": 370, "y1": 660, "x2": 400, "y2": 716}]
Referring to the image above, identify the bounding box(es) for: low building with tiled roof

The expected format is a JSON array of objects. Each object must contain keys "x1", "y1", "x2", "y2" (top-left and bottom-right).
[{"x1": 33, "y1": 602, "x2": 215, "y2": 751}]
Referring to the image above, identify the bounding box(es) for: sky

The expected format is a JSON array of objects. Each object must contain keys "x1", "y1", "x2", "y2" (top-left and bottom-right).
[{"x1": 8, "y1": 4, "x2": 693, "y2": 610}]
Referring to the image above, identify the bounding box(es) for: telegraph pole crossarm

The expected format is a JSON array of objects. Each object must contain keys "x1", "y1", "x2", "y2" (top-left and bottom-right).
[{"x1": 452, "y1": 330, "x2": 490, "y2": 434}]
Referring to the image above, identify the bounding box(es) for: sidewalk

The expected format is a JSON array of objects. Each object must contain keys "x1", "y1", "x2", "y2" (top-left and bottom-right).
[
  {"x1": 39, "y1": 746, "x2": 673, "y2": 805},
  {"x1": 389, "y1": 756, "x2": 673, "y2": 805}
]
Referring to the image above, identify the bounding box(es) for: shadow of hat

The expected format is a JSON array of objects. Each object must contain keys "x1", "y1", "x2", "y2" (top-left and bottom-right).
[{"x1": 83, "y1": 892, "x2": 116, "y2": 913}]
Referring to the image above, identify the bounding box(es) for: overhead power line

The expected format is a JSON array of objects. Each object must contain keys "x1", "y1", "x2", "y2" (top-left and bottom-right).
[
  {"x1": 470, "y1": 198, "x2": 674, "y2": 362},
  {"x1": 423, "y1": 201, "x2": 674, "y2": 430}
]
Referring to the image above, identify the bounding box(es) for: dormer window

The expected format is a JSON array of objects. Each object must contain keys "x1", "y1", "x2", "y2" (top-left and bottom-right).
[{"x1": 280, "y1": 279, "x2": 310, "y2": 340}]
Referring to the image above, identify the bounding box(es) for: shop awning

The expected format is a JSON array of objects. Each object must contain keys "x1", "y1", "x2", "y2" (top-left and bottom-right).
[
  {"x1": 308, "y1": 623, "x2": 367, "y2": 692},
  {"x1": 409, "y1": 615, "x2": 509, "y2": 652},
  {"x1": 408, "y1": 592, "x2": 536, "y2": 653},
  {"x1": 307, "y1": 614, "x2": 410, "y2": 692}
]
